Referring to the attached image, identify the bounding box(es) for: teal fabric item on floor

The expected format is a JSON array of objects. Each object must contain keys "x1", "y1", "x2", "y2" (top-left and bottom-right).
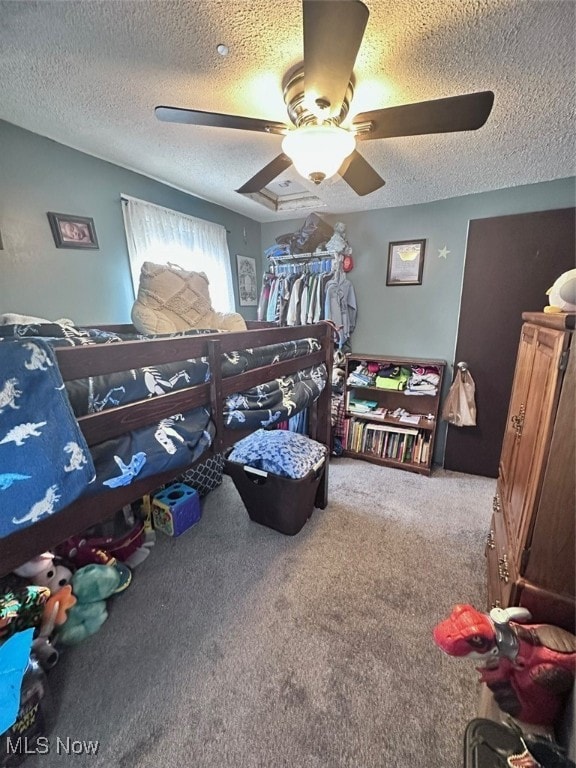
[
  {"x1": 0, "y1": 627, "x2": 33, "y2": 733},
  {"x1": 227, "y1": 428, "x2": 326, "y2": 479}
]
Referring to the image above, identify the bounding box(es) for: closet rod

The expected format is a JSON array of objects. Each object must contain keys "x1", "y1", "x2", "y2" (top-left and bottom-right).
[{"x1": 268, "y1": 250, "x2": 339, "y2": 263}]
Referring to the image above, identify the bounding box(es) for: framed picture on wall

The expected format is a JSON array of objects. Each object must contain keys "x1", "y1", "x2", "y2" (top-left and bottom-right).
[
  {"x1": 47, "y1": 212, "x2": 99, "y2": 249},
  {"x1": 236, "y1": 254, "x2": 258, "y2": 306},
  {"x1": 386, "y1": 239, "x2": 426, "y2": 285}
]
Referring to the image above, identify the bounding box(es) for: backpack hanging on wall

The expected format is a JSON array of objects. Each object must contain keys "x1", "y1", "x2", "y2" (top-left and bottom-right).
[{"x1": 442, "y1": 365, "x2": 477, "y2": 427}]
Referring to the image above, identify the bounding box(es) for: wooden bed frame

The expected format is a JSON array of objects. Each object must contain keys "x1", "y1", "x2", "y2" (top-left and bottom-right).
[{"x1": 0, "y1": 322, "x2": 333, "y2": 576}]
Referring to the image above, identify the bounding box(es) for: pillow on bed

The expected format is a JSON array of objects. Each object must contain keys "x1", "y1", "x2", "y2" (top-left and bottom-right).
[
  {"x1": 131, "y1": 261, "x2": 247, "y2": 335},
  {"x1": 0, "y1": 312, "x2": 75, "y2": 326}
]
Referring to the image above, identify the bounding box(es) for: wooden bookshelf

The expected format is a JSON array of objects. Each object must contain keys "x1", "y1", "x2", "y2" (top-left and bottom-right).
[{"x1": 342, "y1": 353, "x2": 446, "y2": 476}]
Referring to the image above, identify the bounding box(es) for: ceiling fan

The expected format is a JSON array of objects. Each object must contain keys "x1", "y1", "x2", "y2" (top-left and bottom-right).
[{"x1": 155, "y1": 0, "x2": 494, "y2": 197}]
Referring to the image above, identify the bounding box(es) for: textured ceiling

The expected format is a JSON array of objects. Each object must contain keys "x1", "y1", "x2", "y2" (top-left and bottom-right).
[{"x1": 0, "y1": 0, "x2": 574, "y2": 223}]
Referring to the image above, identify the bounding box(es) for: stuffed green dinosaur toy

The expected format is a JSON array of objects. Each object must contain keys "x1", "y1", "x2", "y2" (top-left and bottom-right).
[{"x1": 57, "y1": 564, "x2": 122, "y2": 645}]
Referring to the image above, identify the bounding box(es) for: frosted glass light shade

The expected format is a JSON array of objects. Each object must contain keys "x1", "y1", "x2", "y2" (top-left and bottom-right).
[{"x1": 282, "y1": 125, "x2": 356, "y2": 182}]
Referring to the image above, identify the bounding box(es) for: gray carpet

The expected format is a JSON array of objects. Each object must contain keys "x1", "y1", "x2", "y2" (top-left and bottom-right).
[{"x1": 34, "y1": 459, "x2": 495, "y2": 768}]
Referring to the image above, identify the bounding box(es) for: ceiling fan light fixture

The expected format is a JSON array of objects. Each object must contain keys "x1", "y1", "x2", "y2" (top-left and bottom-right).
[{"x1": 281, "y1": 125, "x2": 356, "y2": 183}]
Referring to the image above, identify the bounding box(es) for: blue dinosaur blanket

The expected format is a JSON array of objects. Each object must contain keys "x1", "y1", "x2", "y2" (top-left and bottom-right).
[{"x1": 0, "y1": 338, "x2": 96, "y2": 539}]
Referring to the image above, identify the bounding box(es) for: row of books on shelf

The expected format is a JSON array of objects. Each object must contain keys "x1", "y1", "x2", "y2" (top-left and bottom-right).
[{"x1": 343, "y1": 418, "x2": 431, "y2": 465}]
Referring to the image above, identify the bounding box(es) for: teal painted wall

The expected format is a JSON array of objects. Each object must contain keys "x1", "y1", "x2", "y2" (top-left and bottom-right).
[
  {"x1": 262, "y1": 178, "x2": 575, "y2": 362},
  {"x1": 262, "y1": 178, "x2": 575, "y2": 461},
  {"x1": 0, "y1": 120, "x2": 261, "y2": 324},
  {"x1": 1, "y1": 118, "x2": 573, "y2": 464}
]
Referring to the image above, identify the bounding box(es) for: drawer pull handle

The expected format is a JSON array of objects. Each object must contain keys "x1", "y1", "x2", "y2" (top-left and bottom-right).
[
  {"x1": 492, "y1": 494, "x2": 501, "y2": 514},
  {"x1": 498, "y1": 554, "x2": 510, "y2": 584},
  {"x1": 511, "y1": 404, "x2": 526, "y2": 439},
  {"x1": 486, "y1": 529, "x2": 495, "y2": 549}
]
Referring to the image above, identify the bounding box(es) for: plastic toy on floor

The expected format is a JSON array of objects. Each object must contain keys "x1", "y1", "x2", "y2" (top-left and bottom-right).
[
  {"x1": 56, "y1": 519, "x2": 150, "y2": 570},
  {"x1": 433, "y1": 604, "x2": 576, "y2": 726}
]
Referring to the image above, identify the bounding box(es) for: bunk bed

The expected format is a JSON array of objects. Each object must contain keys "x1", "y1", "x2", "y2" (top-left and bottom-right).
[{"x1": 0, "y1": 321, "x2": 333, "y2": 576}]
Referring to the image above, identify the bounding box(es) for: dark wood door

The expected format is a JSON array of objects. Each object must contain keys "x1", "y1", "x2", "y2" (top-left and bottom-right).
[{"x1": 444, "y1": 207, "x2": 575, "y2": 477}]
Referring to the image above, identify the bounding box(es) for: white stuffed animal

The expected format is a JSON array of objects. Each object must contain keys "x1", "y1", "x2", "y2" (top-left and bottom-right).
[
  {"x1": 545, "y1": 269, "x2": 576, "y2": 313},
  {"x1": 14, "y1": 552, "x2": 72, "y2": 594}
]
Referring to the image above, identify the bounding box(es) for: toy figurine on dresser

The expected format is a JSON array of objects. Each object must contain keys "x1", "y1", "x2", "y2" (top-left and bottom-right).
[{"x1": 433, "y1": 603, "x2": 576, "y2": 726}]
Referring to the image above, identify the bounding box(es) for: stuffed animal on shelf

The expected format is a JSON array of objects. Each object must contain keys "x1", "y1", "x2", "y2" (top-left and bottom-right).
[
  {"x1": 324, "y1": 222, "x2": 353, "y2": 258},
  {"x1": 544, "y1": 268, "x2": 576, "y2": 313},
  {"x1": 433, "y1": 603, "x2": 576, "y2": 726}
]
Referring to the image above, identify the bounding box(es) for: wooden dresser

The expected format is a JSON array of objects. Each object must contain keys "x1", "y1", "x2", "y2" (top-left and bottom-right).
[{"x1": 486, "y1": 312, "x2": 575, "y2": 631}]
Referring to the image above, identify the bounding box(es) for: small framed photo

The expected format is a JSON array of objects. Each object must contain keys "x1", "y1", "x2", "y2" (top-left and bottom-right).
[
  {"x1": 236, "y1": 254, "x2": 258, "y2": 306},
  {"x1": 386, "y1": 239, "x2": 426, "y2": 286},
  {"x1": 47, "y1": 212, "x2": 99, "y2": 249}
]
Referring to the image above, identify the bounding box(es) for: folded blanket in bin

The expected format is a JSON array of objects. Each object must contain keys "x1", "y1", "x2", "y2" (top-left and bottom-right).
[{"x1": 227, "y1": 429, "x2": 327, "y2": 480}]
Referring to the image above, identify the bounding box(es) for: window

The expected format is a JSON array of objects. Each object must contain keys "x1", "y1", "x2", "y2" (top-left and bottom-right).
[{"x1": 121, "y1": 195, "x2": 235, "y2": 312}]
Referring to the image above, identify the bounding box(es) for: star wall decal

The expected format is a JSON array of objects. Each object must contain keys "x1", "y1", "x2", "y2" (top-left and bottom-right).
[{"x1": 438, "y1": 246, "x2": 450, "y2": 259}]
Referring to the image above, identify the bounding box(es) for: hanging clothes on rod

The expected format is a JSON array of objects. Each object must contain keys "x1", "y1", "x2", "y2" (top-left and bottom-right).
[
  {"x1": 256, "y1": 250, "x2": 357, "y2": 347},
  {"x1": 258, "y1": 252, "x2": 336, "y2": 325}
]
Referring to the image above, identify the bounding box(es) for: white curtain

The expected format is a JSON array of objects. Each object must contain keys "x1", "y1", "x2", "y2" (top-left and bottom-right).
[{"x1": 122, "y1": 195, "x2": 235, "y2": 312}]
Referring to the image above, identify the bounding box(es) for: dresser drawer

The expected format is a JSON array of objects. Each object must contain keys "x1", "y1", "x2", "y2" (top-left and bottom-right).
[{"x1": 486, "y1": 508, "x2": 516, "y2": 610}]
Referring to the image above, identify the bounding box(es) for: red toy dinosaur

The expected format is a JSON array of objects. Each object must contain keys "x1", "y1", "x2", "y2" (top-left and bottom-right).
[{"x1": 433, "y1": 604, "x2": 576, "y2": 725}]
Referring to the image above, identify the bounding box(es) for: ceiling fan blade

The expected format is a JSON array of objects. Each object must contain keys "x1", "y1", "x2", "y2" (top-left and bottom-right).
[
  {"x1": 338, "y1": 150, "x2": 385, "y2": 196},
  {"x1": 303, "y1": 0, "x2": 369, "y2": 118},
  {"x1": 236, "y1": 154, "x2": 294, "y2": 194},
  {"x1": 155, "y1": 106, "x2": 287, "y2": 136},
  {"x1": 353, "y1": 91, "x2": 495, "y2": 141}
]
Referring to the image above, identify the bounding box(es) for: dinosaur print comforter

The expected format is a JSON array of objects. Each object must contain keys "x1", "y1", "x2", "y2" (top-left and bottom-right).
[
  {"x1": 0, "y1": 324, "x2": 327, "y2": 537},
  {"x1": 0, "y1": 338, "x2": 96, "y2": 539}
]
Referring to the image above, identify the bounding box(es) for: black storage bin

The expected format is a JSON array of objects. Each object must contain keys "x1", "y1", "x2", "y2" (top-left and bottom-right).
[{"x1": 225, "y1": 456, "x2": 325, "y2": 535}]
